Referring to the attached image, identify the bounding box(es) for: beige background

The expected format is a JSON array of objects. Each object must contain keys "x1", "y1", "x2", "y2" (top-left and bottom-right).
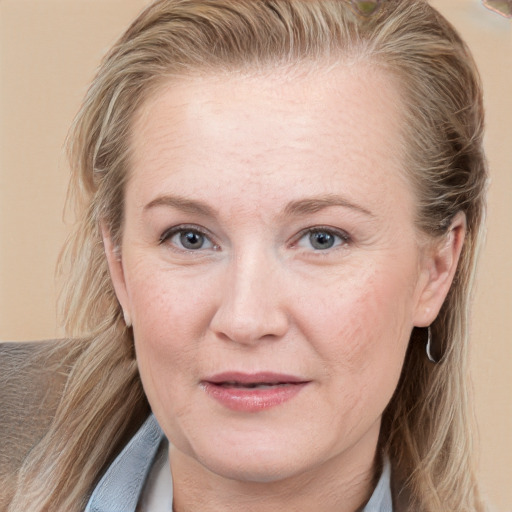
[{"x1": 0, "y1": 0, "x2": 510, "y2": 509}]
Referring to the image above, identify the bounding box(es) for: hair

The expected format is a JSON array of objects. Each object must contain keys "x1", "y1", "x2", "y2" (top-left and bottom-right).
[{"x1": 10, "y1": 1, "x2": 487, "y2": 510}]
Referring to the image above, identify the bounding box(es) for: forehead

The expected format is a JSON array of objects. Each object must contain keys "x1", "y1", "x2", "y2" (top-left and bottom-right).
[{"x1": 128, "y1": 64, "x2": 410, "y2": 213}]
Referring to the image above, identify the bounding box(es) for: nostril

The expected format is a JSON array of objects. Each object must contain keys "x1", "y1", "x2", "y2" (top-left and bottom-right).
[
  {"x1": 210, "y1": 308, "x2": 289, "y2": 345},
  {"x1": 209, "y1": 263, "x2": 289, "y2": 344}
]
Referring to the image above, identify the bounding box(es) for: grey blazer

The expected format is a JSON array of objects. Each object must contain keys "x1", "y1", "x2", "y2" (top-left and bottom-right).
[
  {"x1": 0, "y1": 340, "x2": 147, "y2": 510},
  {"x1": 0, "y1": 341, "x2": 70, "y2": 509}
]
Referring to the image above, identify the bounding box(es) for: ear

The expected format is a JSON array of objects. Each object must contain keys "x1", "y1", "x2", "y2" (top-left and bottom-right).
[
  {"x1": 101, "y1": 224, "x2": 132, "y2": 326},
  {"x1": 413, "y1": 212, "x2": 466, "y2": 327}
]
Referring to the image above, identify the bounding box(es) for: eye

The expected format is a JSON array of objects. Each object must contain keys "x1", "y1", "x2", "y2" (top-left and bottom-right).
[
  {"x1": 159, "y1": 226, "x2": 216, "y2": 251},
  {"x1": 296, "y1": 228, "x2": 349, "y2": 251}
]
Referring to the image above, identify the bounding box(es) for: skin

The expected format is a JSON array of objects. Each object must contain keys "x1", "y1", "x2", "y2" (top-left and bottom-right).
[{"x1": 104, "y1": 63, "x2": 465, "y2": 512}]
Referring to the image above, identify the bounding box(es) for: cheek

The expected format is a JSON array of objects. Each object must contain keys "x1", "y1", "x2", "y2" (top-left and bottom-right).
[
  {"x1": 307, "y1": 274, "x2": 414, "y2": 436},
  {"x1": 303, "y1": 263, "x2": 416, "y2": 391},
  {"x1": 126, "y1": 265, "x2": 217, "y2": 403},
  {"x1": 128, "y1": 259, "x2": 217, "y2": 343}
]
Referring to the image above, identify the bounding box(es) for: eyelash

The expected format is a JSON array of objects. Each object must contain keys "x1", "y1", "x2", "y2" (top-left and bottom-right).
[
  {"x1": 293, "y1": 227, "x2": 351, "y2": 252},
  {"x1": 159, "y1": 225, "x2": 218, "y2": 252},
  {"x1": 159, "y1": 224, "x2": 351, "y2": 254}
]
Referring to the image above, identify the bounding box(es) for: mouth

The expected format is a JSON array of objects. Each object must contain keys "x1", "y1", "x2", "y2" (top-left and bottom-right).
[
  {"x1": 204, "y1": 371, "x2": 308, "y2": 387},
  {"x1": 214, "y1": 381, "x2": 299, "y2": 389},
  {"x1": 201, "y1": 372, "x2": 310, "y2": 412}
]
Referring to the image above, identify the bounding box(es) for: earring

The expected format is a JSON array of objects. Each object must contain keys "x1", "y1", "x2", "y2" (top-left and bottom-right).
[
  {"x1": 425, "y1": 326, "x2": 437, "y2": 363},
  {"x1": 123, "y1": 310, "x2": 132, "y2": 328}
]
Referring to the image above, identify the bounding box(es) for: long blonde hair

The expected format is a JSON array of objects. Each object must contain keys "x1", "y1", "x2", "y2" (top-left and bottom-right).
[{"x1": 10, "y1": 1, "x2": 487, "y2": 510}]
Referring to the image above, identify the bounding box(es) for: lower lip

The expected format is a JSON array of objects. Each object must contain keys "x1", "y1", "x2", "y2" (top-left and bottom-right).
[{"x1": 202, "y1": 382, "x2": 309, "y2": 412}]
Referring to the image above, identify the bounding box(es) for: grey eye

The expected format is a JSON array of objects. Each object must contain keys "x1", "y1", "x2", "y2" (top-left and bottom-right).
[
  {"x1": 179, "y1": 230, "x2": 206, "y2": 250},
  {"x1": 295, "y1": 227, "x2": 349, "y2": 252},
  {"x1": 160, "y1": 226, "x2": 215, "y2": 251},
  {"x1": 309, "y1": 231, "x2": 336, "y2": 250}
]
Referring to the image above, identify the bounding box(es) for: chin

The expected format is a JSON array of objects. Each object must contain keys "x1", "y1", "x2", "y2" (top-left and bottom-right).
[
  {"x1": 197, "y1": 449, "x2": 308, "y2": 483},
  {"x1": 184, "y1": 426, "x2": 327, "y2": 484}
]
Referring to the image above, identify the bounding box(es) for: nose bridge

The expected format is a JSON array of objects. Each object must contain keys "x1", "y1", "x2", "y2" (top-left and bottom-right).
[{"x1": 210, "y1": 244, "x2": 288, "y2": 344}]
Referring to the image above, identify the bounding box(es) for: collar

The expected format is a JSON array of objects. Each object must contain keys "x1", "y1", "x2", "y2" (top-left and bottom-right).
[
  {"x1": 85, "y1": 414, "x2": 394, "y2": 512},
  {"x1": 85, "y1": 414, "x2": 164, "y2": 512}
]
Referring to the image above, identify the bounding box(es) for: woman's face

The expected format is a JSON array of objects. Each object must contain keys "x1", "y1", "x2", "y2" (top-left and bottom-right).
[{"x1": 106, "y1": 64, "x2": 459, "y2": 483}]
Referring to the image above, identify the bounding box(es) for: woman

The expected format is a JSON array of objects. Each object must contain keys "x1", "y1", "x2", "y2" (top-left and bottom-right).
[{"x1": 7, "y1": 0, "x2": 487, "y2": 510}]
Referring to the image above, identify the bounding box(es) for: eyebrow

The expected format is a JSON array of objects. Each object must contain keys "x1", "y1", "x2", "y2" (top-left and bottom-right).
[
  {"x1": 284, "y1": 195, "x2": 375, "y2": 218},
  {"x1": 144, "y1": 193, "x2": 375, "y2": 218},
  {"x1": 144, "y1": 195, "x2": 215, "y2": 216}
]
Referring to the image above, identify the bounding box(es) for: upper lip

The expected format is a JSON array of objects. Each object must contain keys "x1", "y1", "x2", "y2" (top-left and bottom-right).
[{"x1": 203, "y1": 372, "x2": 309, "y2": 385}]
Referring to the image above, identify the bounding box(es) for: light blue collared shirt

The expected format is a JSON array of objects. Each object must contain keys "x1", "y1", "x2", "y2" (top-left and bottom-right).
[{"x1": 85, "y1": 415, "x2": 393, "y2": 512}]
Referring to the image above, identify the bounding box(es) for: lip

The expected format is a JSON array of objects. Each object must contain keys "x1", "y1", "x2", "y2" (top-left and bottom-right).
[{"x1": 201, "y1": 372, "x2": 310, "y2": 412}]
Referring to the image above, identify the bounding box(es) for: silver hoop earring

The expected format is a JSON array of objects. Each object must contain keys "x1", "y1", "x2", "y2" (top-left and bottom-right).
[{"x1": 425, "y1": 326, "x2": 437, "y2": 363}]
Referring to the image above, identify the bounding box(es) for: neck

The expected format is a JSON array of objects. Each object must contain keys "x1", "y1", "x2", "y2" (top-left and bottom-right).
[{"x1": 169, "y1": 426, "x2": 381, "y2": 512}]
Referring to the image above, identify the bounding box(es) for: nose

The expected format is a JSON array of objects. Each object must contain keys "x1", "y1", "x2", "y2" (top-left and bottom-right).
[{"x1": 209, "y1": 250, "x2": 290, "y2": 346}]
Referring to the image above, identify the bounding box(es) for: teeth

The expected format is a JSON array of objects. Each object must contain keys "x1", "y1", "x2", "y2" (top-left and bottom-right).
[
  {"x1": 219, "y1": 382, "x2": 288, "y2": 389},
  {"x1": 247, "y1": 383, "x2": 285, "y2": 389}
]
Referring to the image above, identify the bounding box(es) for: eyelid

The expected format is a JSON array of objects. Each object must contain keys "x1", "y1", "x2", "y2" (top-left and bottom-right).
[
  {"x1": 159, "y1": 224, "x2": 218, "y2": 250},
  {"x1": 292, "y1": 226, "x2": 351, "y2": 250}
]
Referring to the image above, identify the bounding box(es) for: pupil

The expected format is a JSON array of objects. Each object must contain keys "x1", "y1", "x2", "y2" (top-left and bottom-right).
[
  {"x1": 310, "y1": 231, "x2": 334, "y2": 250},
  {"x1": 180, "y1": 231, "x2": 203, "y2": 249}
]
